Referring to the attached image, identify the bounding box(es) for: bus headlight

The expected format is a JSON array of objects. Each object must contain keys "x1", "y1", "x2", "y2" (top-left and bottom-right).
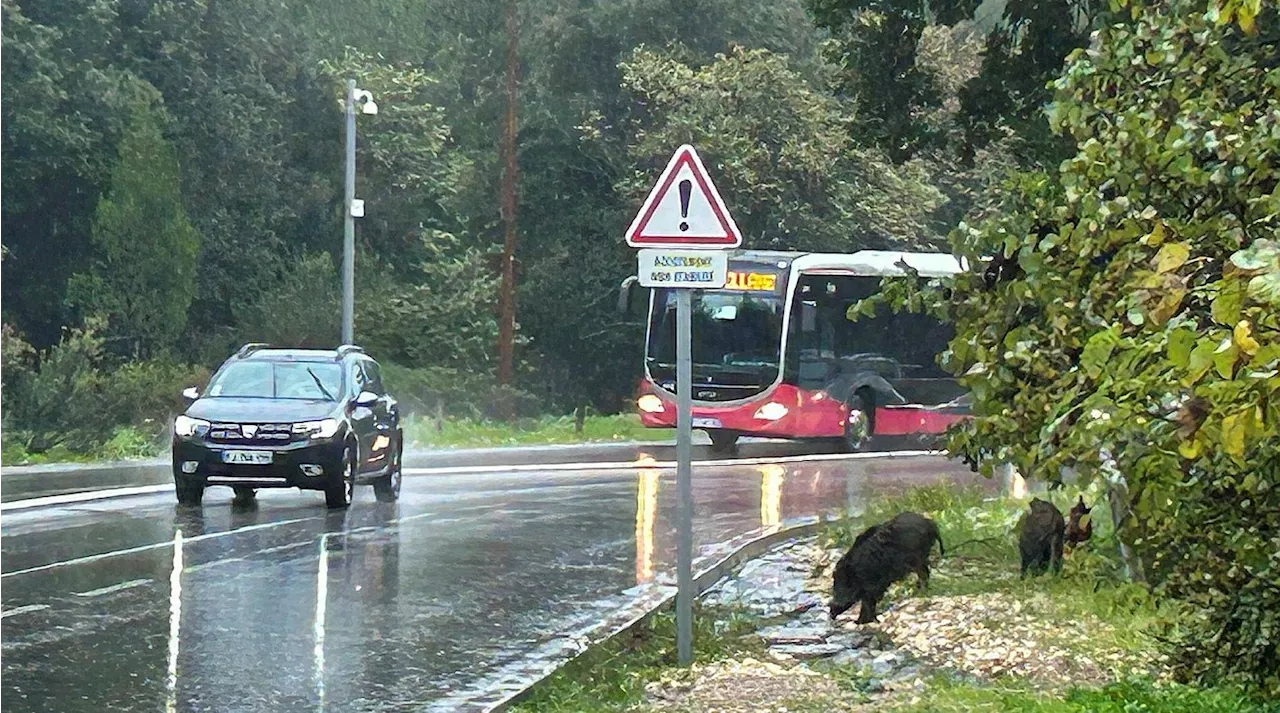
[
  {"x1": 754, "y1": 402, "x2": 788, "y2": 421},
  {"x1": 637, "y1": 394, "x2": 666, "y2": 413}
]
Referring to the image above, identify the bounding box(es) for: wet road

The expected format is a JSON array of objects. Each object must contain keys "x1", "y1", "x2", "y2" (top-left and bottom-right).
[{"x1": 2, "y1": 452, "x2": 979, "y2": 712}]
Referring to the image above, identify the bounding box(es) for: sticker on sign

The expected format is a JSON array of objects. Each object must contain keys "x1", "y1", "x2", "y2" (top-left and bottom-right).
[
  {"x1": 626, "y1": 145, "x2": 742, "y2": 248},
  {"x1": 638, "y1": 249, "x2": 728, "y2": 288}
]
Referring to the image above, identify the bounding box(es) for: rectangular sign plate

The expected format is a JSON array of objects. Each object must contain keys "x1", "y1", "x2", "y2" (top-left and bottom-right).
[
  {"x1": 692, "y1": 417, "x2": 723, "y2": 429},
  {"x1": 638, "y1": 249, "x2": 728, "y2": 289},
  {"x1": 222, "y1": 450, "x2": 273, "y2": 465}
]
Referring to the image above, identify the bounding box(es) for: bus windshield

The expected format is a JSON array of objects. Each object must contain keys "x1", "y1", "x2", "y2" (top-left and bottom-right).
[{"x1": 647, "y1": 289, "x2": 786, "y2": 371}]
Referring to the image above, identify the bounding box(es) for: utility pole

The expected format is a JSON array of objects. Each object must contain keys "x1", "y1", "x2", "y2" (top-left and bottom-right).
[
  {"x1": 496, "y1": 0, "x2": 520, "y2": 418},
  {"x1": 342, "y1": 79, "x2": 357, "y2": 345},
  {"x1": 341, "y1": 80, "x2": 376, "y2": 345}
]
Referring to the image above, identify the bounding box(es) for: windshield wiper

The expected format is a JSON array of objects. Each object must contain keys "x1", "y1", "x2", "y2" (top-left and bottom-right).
[{"x1": 306, "y1": 368, "x2": 335, "y2": 401}]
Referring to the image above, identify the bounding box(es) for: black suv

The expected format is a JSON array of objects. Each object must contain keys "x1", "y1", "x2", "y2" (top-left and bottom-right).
[{"x1": 172, "y1": 344, "x2": 403, "y2": 508}]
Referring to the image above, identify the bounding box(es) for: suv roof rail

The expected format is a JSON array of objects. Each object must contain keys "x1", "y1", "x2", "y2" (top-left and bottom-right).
[
  {"x1": 336, "y1": 344, "x2": 365, "y2": 357},
  {"x1": 236, "y1": 342, "x2": 271, "y2": 358}
]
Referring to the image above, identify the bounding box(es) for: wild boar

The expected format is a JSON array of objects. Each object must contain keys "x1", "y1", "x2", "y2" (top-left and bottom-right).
[
  {"x1": 1019, "y1": 498, "x2": 1065, "y2": 577},
  {"x1": 830, "y1": 512, "x2": 944, "y2": 623},
  {"x1": 1065, "y1": 496, "x2": 1093, "y2": 547}
]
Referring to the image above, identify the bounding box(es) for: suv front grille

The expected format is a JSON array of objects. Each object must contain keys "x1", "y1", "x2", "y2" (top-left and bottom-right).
[{"x1": 209, "y1": 423, "x2": 299, "y2": 444}]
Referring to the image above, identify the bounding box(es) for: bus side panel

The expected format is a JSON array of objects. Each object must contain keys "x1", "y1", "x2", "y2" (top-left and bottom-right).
[
  {"x1": 872, "y1": 406, "x2": 968, "y2": 436},
  {"x1": 633, "y1": 381, "x2": 846, "y2": 438}
]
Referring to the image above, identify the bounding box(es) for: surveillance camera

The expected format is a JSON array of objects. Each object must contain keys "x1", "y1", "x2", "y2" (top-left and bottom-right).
[
  {"x1": 354, "y1": 89, "x2": 374, "y2": 104},
  {"x1": 361, "y1": 101, "x2": 378, "y2": 116}
]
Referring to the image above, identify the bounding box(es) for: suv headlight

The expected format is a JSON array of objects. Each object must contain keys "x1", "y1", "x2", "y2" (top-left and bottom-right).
[
  {"x1": 174, "y1": 415, "x2": 210, "y2": 437},
  {"x1": 293, "y1": 418, "x2": 340, "y2": 439}
]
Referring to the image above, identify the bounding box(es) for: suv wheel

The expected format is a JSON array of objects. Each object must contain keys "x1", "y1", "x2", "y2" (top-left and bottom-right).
[
  {"x1": 374, "y1": 435, "x2": 402, "y2": 503},
  {"x1": 326, "y1": 445, "x2": 356, "y2": 509},
  {"x1": 175, "y1": 476, "x2": 204, "y2": 506}
]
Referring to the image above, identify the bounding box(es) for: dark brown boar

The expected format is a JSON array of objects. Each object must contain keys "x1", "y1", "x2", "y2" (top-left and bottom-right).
[
  {"x1": 1065, "y1": 496, "x2": 1093, "y2": 547},
  {"x1": 1018, "y1": 498, "x2": 1065, "y2": 577},
  {"x1": 829, "y1": 512, "x2": 943, "y2": 624}
]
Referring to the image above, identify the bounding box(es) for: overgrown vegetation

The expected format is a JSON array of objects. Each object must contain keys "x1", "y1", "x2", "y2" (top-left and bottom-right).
[
  {"x1": 515, "y1": 483, "x2": 1271, "y2": 712},
  {"x1": 3, "y1": 0, "x2": 1110, "y2": 455},
  {"x1": 891, "y1": 677, "x2": 1272, "y2": 713},
  {"x1": 855, "y1": 0, "x2": 1279, "y2": 694},
  {"x1": 822, "y1": 484, "x2": 1169, "y2": 668}
]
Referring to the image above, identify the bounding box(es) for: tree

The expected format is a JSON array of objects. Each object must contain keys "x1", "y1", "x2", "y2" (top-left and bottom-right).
[
  {"x1": 807, "y1": 0, "x2": 1106, "y2": 167},
  {"x1": 806, "y1": 0, "x2": 969, "y2": 161},
  {"x1": 867, "y1": 0, "x2": 1279, "y2": 692},
  {"x1": 68, "y1": 107, "x2": 201, "y2": 355},
  {"x1": 615, "y1": 44, "x2": 946, "y2": 251},
  {"x1": 0, "y1": 0, "x2": 157, "y2": 347}
]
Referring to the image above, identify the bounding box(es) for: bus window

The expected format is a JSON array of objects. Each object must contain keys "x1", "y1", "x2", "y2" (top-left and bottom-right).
[{"x1": 786, "y1": 274, "x2": 957, "y2": 401}]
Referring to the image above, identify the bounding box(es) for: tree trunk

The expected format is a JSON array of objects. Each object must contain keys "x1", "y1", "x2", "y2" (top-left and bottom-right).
[
  {"x1": 495, "y1": 0, "x2": 520, "y2": 421},
  {"x1": 1101, "y1": 449, "x2": 1147, "y2": 584}
]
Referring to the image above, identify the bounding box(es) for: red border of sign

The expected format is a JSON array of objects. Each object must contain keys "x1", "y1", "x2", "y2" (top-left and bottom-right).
[{"x1": 626, "y1": 145, "x2": 742, "y2": 247}]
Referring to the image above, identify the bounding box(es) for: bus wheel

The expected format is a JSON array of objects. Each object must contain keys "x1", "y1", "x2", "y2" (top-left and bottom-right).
[
  {"x1": 708, "y1": 430, "x2": 739, "y2": 453},
  {"x1": 842, "y1": 396, "x2": 871, "y2": 452}
]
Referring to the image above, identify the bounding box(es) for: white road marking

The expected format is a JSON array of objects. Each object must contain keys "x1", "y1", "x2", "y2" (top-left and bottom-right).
[
  {"x1": 1, "y1": 517, "x2": 314, "y2": 579},
  {"x1": 72, "y1": 578, "x2": 153, "y2": 598},
  {"x1": 0, "y1": 484, "x2": 173, "y2": 512},
  {"x1": 1, "y1": 508, "x2": 437, "y2": 581},
  {"x1": 1, "y1": 603, "x2": 51, "y2": 618}
]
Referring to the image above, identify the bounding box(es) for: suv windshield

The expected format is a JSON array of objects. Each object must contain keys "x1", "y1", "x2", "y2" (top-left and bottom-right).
[{"x1": 206, "y1": 361, "x2": 343, "y2": 401}]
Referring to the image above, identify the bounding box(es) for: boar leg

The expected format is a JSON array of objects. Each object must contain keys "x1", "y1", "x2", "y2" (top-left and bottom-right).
[
  {"x1": 856, "y1": 597, "x2": 878, "y2": 624},
  {"x1": 915, "y1": 561, "x2": 930, "y2": 590}
]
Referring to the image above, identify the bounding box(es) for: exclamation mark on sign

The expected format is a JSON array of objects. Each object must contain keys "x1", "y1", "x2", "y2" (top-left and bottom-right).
[{"x1": 678, "y1": 179, "x2": 692, "y2": 232}]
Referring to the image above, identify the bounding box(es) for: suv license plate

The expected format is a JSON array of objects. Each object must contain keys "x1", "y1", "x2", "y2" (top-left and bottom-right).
[
  {"x1": 222, "y1": 450, "x2": 273, "y2": 465},
  {"x1": 692, "y1": 417, "x2": 722, "y2": 429}
]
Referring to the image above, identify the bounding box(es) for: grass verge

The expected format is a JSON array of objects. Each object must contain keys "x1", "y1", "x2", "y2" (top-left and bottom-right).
[
  {"x1": 513, "y1": 482, "x2": 1277, "y2": 712},
  {"x1": 1, "y1": 425, "x2": 166, "y2": 466},
  {"x1": 402, "y1": 413, "x2": 671, "y2": 449},
  {"x1": 889, "y1": 676, "x2": 1272, "y2": 712},
  {"x1": 510, "y1": 604, "x2": 764, "y2": 713},
  {"x1": 1, "y1": 413, "x2": 669, "y2": 466}
]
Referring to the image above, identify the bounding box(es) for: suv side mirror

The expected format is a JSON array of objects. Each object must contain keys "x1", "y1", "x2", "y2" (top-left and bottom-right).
[
  {"x1": 354, "y1": 391, "x2": 379, "y2": 407},
  {"x1": 182, "y1": 386, "x2": 200, "y2": 401}
]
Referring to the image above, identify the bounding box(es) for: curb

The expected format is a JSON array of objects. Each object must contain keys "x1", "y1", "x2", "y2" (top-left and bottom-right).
[{"x1": 478, "y1": 518, "x2": 830, "y2": 713}]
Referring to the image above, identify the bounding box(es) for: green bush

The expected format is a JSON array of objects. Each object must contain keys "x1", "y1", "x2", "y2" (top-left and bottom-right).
[
  {"x1": 2, "y1": 320, "x2": 207, "y2": 462},
  {"x1": 859, "y1": 0, "x2": 1280, "y2": 693},
  {"x1": 380, "y1": 361, "x2": 541, "y2": 420},
  {"x1": 97, "y1": 358, "x2": 210, "y2": 437}
]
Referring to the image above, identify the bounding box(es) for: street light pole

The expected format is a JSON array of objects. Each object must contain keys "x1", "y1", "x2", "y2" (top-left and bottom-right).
[{"x1": 342, "y1": 79, "x2": 357, "y2": 345}]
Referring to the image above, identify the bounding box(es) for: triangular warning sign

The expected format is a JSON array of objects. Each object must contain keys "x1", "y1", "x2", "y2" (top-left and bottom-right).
[{"x1": 626, "y1": 145, "x2": 742, "y2": 248}]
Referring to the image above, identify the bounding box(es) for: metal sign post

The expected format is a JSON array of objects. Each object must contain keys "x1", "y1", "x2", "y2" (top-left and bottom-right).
[
  {"x1": 626, "y1": 146, "x2": 741, "y2": 666},
  {"x1": 674, "y1": 287, "x2": 694, "y2": 664}
]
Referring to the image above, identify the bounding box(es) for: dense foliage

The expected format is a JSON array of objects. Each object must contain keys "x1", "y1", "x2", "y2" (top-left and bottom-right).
[
  {"x1": 3, "y1": 0, "x2": 1031, "y2": 456},
  {"x1": 864, "y1": 0, "x2": 1279, "y2": 692}
]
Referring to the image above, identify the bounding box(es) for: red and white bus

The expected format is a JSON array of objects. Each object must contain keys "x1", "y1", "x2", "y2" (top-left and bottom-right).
[{"x1": 621, "y1": 250, "x2": 970, "y2": 451}]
